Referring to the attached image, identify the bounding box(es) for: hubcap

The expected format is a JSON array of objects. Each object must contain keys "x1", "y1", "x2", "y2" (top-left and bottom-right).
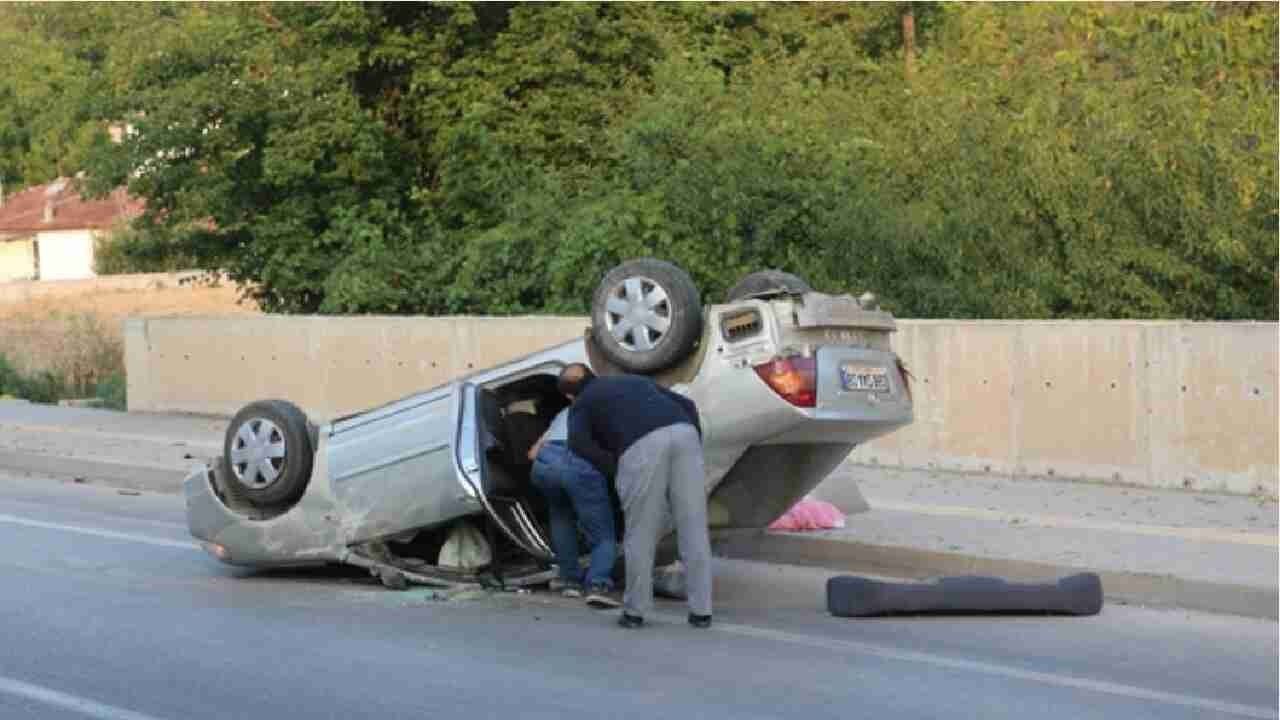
[
  {"x1": 603, "y1": 276, "x2": 672, "y2": 353},
  {"x1": 229, "y1": 418, "x2": 287, "y2": 490}
]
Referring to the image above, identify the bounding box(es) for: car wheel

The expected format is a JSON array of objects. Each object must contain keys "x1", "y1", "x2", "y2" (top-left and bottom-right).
[
  {"x1": 590, "y1": 258, "x2": 702, "y2": 374},
  {"x1": 724, "y1": 269, "x2": 812, "y2": 302},
  {"x1": 222, "y1": 399, "x2": 314, "y2": 508}
]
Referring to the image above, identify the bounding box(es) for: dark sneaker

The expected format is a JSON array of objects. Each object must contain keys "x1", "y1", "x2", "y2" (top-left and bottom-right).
[
  {"x1": 687, "y1": 613, "x2": 712, "y2": 629},
  {"x1": 585, "y1": 587, "x2": 621, "y2": 609},
  {"x1": 617, "y1": 613, "x2": 645, "y2": 629}
]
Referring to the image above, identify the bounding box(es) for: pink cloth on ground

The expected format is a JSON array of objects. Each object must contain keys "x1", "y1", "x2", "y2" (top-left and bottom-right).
[{"x1": 768, "y1": 497, "x2": 846, "y2": 531}]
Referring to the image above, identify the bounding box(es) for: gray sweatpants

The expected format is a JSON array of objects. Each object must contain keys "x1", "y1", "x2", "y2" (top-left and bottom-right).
[{"x1": 615, "y1": 422, "x2": 712, "y2": 618}]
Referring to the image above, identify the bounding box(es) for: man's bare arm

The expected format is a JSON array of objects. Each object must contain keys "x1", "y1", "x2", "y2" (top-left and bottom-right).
[{"x1": 528, "y1": 429, "x2": 551, "y2": 461}]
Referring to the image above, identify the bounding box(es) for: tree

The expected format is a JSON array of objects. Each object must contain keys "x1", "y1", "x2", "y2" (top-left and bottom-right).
[
  {"x1": 13, "y1": 1, "x2": 1261, "y2": 321},
  {"x1": 0, "y1": 4, "x2": 104, "y2": 189}
]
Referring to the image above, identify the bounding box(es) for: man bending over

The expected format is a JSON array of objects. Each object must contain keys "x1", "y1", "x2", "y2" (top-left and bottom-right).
[{"x1": 558, "y1": 363, "x2": 712, "y2": 629}]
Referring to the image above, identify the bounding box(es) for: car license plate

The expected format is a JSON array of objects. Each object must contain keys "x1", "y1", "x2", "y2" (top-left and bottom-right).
[{"x1": 839, "y1": 363, "x2": 889, "y2": 392}]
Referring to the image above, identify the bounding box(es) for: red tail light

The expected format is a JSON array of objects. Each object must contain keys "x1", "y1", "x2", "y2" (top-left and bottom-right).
[{"x1": 754, "y1": 355, "x2": 816, "y2": 407}]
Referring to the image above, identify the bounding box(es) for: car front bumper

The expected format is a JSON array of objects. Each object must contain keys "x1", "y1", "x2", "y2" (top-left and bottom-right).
[{"x1": 184, "y1": 464, "x2": 343, "y2": 568}]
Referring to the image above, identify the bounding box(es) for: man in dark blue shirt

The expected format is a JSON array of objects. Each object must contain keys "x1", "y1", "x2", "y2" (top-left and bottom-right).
[{"x1": 559, "y1": 362, "x2": 712, "y2": 629}]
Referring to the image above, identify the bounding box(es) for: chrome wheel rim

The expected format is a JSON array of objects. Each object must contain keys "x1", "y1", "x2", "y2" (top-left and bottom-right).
[
  {"x1": 229, "y1": 417, "x2": 286, "y2": 490},
  {"x1": 603, "y1": 276, "x2": 672, "y2": 352}
]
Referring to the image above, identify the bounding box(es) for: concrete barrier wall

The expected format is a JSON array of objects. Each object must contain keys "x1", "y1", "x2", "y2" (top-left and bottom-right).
[
  {"x1": 0, "y1": 271, "x2": 209, "y2": 304},
  {"x1": 846, "y1": 321, "x2": 1277, "y2": 497},
  {"x1": 125, "y1": 316, "x2": 1278, "y2": 497},
  {"x1": 124, "y1": 315, "x2": 589, "y2": 421}
]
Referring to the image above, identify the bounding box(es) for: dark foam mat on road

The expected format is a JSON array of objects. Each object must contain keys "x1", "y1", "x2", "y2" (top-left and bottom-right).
[{"x1": 827, "y1": 572, "x2": 1104, "y2": 617}]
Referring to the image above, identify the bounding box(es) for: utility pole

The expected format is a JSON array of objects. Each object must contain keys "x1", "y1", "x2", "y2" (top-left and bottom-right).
[{"x1": 902, "y1": 2, "x2": 916, "y2": 81}]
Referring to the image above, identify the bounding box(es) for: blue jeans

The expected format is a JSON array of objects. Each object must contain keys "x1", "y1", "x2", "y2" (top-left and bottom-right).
[{"x1": 530, "y1": 441, "x2": 616, "y2": 590}]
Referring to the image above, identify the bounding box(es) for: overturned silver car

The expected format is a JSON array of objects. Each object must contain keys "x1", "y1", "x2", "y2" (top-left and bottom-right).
[{"x1": 185, "y1": 259, "x2": 914, "y2": 589}]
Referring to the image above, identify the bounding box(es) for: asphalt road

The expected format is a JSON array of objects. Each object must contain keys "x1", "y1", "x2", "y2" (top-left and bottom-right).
[{"x1": 0, "y1": 471, "x2": 1275, "y2": 720}]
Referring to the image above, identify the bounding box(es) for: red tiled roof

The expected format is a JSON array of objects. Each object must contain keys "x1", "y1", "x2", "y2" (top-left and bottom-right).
[{"x1": 0, "y1": 177, "x2": 144, "y2": 234}]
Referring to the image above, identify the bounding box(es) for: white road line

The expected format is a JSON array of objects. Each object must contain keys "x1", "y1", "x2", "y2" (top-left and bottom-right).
[
  {"x1": 0, "y1": 675, "x2": 171, "y2": 720},
  {"x1": 0, "y1": 513, "x2": 198, "y2": 550},
  {"x1": 651, "y1": 612, "x2": 1278, "y2": 719},
  {"x1": 0, "y1": 496, "x2": 188, "y2": 530}
]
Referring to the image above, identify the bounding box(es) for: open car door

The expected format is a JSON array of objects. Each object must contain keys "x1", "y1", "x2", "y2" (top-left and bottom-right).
[{"x1": 454, "y1": 382, "x2": 554, "y2": 561}]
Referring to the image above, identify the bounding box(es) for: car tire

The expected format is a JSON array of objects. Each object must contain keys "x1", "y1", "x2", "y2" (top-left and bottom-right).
[
  {"x1": 724, "y1": 269, "x2": 812, "y2": 301},
  {"x1": 590, "y1": 258, "x2": 702, "y2": 374},
  {"x1": 222, "y1": 399, "x2": 314, "y2": 509}
]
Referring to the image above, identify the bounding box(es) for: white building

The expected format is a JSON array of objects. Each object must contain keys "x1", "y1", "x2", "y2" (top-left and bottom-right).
[{"x1": 0, "y1": 178, "x2": 144, "y2": 282}]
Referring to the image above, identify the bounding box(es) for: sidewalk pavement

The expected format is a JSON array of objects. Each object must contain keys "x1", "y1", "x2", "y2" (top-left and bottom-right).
[
  {"x1": 1, "y1": 399, "x2": 1276, "y2": 619},
  {"x1": 0, "y1": 400, "x2": 222, "y2": 491}
]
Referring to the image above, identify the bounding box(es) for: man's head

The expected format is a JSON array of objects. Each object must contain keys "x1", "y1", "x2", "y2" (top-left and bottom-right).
[{"x1": 557, "y1": 363, "x2": 595, "y2": 400}]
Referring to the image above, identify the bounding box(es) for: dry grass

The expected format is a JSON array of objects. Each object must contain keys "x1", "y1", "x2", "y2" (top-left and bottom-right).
[{"x1": 0, "y1": 280, "x2": 259, "y2": 387}]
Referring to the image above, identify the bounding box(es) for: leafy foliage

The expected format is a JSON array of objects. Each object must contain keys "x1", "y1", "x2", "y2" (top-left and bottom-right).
[
  {"x1": 0, "y1": 353, "x2": 66, "y2": 404},
  {"x1": 94, "y1": 222, "x2": 200, "y2": 275},
  {"x1": 2, "y1": 2, "x2": 1274, "y2": 319},
  {"x1": 93, "y1": 371, "x2": 127, "y2": 411}
]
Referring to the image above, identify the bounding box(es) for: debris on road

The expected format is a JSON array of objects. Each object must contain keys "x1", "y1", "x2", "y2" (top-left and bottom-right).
[
  {"x1": 768, "y1": 496, "x2": 845, "y2": 531},
  {"x1": 827, "y1": 572, "x2": 1104, "y2": 618},
  {"x1": 654, "y1": 560, "x2": 689, "y2": 599}
]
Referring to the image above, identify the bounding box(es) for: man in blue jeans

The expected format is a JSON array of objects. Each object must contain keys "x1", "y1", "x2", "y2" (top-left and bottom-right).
[{"x1": 527, "y1": 400, "x2": 620, "y2": 609}]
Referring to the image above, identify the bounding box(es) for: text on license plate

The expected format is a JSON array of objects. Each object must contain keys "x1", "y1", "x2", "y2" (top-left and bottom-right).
[{"x1": 839, "y1": 364, "x2": 889, "y2": 392}]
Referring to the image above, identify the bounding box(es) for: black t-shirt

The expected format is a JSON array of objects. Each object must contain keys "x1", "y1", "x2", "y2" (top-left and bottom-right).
[{"x1": 567, "y1": 375, "x2": 701, "y2": 479}]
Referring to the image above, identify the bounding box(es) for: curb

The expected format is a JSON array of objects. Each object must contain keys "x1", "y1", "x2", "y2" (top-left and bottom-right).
[
  {"x1": 0, "y1": 451, "x2": 191, "y2": 494},
  {"x1": 711, "y1": 531, "x2": 1279, "y2": 621}
]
